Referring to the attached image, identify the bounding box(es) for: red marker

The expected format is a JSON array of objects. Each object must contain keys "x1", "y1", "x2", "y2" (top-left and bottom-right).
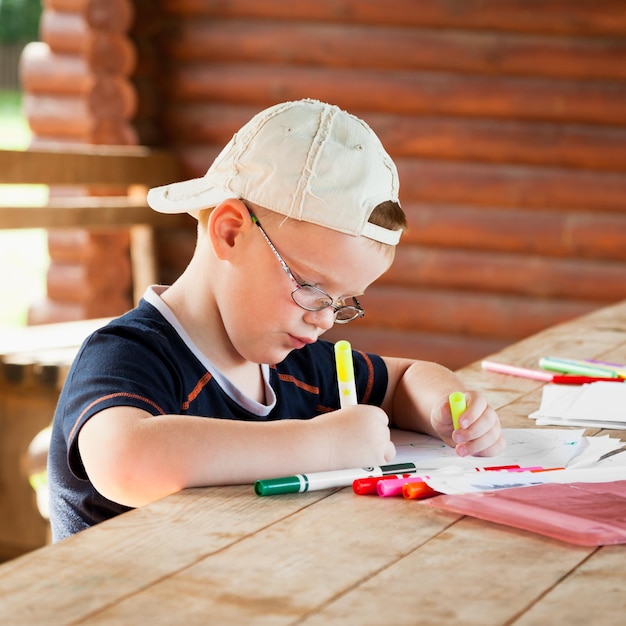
[
  {"x1": 352, "y1": 474, "x2": 412, "y2": 495},
  {"x1": 551, "y1": 376, "x2": 624, "y2": 385}
]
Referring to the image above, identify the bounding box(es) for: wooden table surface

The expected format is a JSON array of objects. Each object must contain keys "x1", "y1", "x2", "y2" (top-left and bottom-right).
[{"x1": 1, "y1": 300, "x2": 626, "y2": 625}]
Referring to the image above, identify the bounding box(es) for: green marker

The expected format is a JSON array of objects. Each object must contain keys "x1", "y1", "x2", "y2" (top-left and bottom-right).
[
  {"x1": 254, "y1": 462, "x2": 420, "y2": 496},
  {"x1": 539, "y1": 357, "x2": 620, "y2": 378},
  {"x1": 449, "y1": 391, "x2": 467, "y2": 430}
]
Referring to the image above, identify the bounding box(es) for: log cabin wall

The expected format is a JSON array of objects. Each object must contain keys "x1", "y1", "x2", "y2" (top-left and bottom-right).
[
  {"x1": 141, "y1": 0, "x2": 626, "y2": 370},
  {"x1": 21, "y1": 1, "x2": 626, "y2": 370},
  {"x1": 19, "y1": 0, "x2": 139, "y2": 323}
]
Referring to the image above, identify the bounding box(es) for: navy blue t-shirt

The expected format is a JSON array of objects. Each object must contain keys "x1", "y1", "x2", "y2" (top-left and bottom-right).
[{"x1": 48, "y1": 295, "x2": 388, "y2": 541}]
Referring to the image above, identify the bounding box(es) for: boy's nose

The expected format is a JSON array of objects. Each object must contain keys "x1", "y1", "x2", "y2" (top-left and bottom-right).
[{"x1": 304, "y1": 307, "x2": 336, "y2": 330}]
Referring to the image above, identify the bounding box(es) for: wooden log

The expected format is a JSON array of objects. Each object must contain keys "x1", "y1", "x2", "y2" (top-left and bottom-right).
[
  {"x1": 20, "y1": 43, "x2": 131, "y2": 96},
  {"x1": 356, "y1": 286, "x2": 600, "y2": 339},
  {"x1": 47, "y1": 229, "x2": 129, "y2": 262},
  {"x1": 396, "y1": 159, "x2": 626, "y2": 212},
  {"x1": 167, "y1": 64, "x2": 626, "y2": 125},
  {"x1": 401, "y1": 203, "x2": 626, "y2": 262},
  {"x1": 40, "y1": 11, "x2": 136, "y2": 74},
  {"x1": 23, "y1": 95, "x2": 137, "y2": 146},
  {"x1": 46, "y1": 259, "x2": 132, "y2": 303},
  {"x1": 20, "y1": 96, "x2": 91, "y2": 138},
  {"x1": 384, "y1": 247, "x2": 626, "y2": 301},
  {"x1": 21, "y1": 43, "x2": 86, "y2": 93},
  {"x1": 153, "y1": 227, "x2": 197, "y2": 284},
  {"x1": 163, "y1": 20, "x2": 626, "y2": 80},
  {"x1": 323, "y1": 325, "x2": 509, "y2": 369},
  {"x1": 158, "y1": 0, "x2": 626, "y2": 36},
  {"x1": 43, "y1": 0, "x2": 134, "y2": 33},
  {"x1": 164, "y1": 103, "x2": 626, "y2": 172},
  {"x1": 366, "y1": 114, "x2": 626, "y2": 173}
]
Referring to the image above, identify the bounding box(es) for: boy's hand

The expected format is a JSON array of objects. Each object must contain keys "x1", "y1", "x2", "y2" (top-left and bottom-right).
[
  {"x1": 313, "y1": 405, "x2": 396, "y2": 468},
  {"x1": 431, "y1": 391, "x2": 506, "y2": 457}
]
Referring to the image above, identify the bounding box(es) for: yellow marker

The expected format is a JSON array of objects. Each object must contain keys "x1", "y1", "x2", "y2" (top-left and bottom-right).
[
  {"x1": 334, "y1": 340, "x2": 358, "y2": 408},
  {"x1": 449, "y1": 391, "x2": 467, "y2": 430}
]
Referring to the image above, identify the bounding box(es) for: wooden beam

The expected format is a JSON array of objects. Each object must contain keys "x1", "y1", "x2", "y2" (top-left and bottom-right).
[
  {"x1": 0, "y1": 148, "x2": 179, "y2": 187},
  {"x1": 0, "y1": 199, "x2": 188, "y2": 230}
]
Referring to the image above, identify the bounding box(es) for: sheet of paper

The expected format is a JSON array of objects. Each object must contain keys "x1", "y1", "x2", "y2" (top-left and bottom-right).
[
  {"x1": 424, "y1": 465, "x2": 626, "y2": 495},
  {"x1": 391, "y1": 428, "x2": 586, "y2": 470},
  {"x1": 529, "y1": 382, "x2": 626, "y2": 429},
  {"x1": 567, "y1": 382, "x2": 626, "y2": 422}
]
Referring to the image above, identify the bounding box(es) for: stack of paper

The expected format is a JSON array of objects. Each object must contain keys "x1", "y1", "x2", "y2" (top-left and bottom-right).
[{"x1": 529, "y1": 381, "x2": 626, "y2": 429}]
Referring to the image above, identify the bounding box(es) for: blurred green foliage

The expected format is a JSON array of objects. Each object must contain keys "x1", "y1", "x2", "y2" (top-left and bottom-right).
[{"x1": 0, "y1": 0, "x2": 42, "y2": 43}]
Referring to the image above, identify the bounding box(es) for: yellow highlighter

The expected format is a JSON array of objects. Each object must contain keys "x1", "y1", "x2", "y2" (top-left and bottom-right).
[
  {"x1": 334, "y1": 340, "x2": 358, "y2": 408},
  {"x1": 449, "y1": 391, "x2": 467, "y2": 430}
]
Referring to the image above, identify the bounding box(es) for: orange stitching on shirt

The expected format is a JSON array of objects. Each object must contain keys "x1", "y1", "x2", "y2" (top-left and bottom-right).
[
  {"x1": 69, "y1": 392, "x2": 166, "y2": 441},
  {"x1": 277, "y1": 372, "x2": 320, "y2": 394},
  {"x1": 181, "y1": 372, "x2": 213, "y2": 410},
  {"x1": 358, "y1": 350, "x2": 375, "y2": 403}
]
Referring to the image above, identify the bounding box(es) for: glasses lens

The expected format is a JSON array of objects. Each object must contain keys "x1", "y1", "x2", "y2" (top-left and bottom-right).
[
  {"x1": 335, "y1": 299, "x2": 364, "y2": 323},
  {"x1": 291, "y1": 285, "x2": 333, "y2": 311},
  {"x1": 334, "y1": 307, "x2": 361, "y2": 323}
]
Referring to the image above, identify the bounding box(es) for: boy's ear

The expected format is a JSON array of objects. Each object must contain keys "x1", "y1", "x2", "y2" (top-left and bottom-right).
[{"x1": 207, "y1": 199, "x2": 250, "y2": 259}]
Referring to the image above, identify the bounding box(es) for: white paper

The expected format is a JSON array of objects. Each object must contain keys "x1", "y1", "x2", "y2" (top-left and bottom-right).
[
  {"x1": 425, "y1": 465, "x2": 626, "y2": 495},
  {"x1": 391, "y1": 428, "x2": 587, "y2": 470},
  {"x1": 530, "y1": 382, "x2": 626, "y2": 429}
]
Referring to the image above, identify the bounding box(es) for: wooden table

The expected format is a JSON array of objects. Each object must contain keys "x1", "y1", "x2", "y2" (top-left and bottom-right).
[{"x1": 1, "y1": 300, "x2": 626, "y2": 625}]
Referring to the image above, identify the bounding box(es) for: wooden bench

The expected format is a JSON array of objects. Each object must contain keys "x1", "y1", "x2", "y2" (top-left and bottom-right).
[{"x1": 0, "y1": 145, "x2": 182, "y2": 560}]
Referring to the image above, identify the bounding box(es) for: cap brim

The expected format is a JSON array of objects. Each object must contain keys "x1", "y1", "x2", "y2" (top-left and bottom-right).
[{"x1": 147, "y1": 178, "x2": 234, "y2": 217}]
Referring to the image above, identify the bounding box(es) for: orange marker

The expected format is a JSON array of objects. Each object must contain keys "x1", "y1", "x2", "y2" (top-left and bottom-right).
[{"x1": 402, "y1": 481, "x2": 439, "y2": 500}]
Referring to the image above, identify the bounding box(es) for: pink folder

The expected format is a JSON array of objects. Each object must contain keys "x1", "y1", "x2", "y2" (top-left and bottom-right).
[{"x1": 423, "y1": 481, "x2": 626, "y2": 546}]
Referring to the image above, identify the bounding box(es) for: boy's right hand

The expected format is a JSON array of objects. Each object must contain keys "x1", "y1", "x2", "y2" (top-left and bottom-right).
[{"x1": 312, "y1": 404, "x2": 396, "y2": 469}]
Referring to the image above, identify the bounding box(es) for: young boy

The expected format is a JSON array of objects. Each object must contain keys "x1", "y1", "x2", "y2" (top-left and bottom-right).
[{"x1": 48, "y1": 99, "x2": 505, "y2": 541}]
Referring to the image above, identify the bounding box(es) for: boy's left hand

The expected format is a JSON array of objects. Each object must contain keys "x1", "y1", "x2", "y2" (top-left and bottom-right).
[{"x1": 431, "y1": 391, "x2": 506, "y2": 457}]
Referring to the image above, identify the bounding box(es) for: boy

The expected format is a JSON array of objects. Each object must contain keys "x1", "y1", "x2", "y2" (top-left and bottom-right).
[{"x1": 48, "y1": 99, "x2": 505, "y2": 541}]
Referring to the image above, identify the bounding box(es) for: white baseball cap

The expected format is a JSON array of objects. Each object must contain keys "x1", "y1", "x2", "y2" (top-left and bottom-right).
[{"x1": 147, "y1": 99, "x2": 403, "y2": 245}]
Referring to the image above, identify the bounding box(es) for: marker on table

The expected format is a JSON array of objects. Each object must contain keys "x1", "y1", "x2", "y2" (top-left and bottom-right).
[
  {"x1": 352, "y1": 474, "x2": 412, "y2": 496},
  {"x1": 403, "y1": 481, "x2": 439, "y2": 500},
  {"x1": 376, "y1": 465, "x2": 522, "y2": 497},
  {"x1": 378, "y1": 475, "x2": 427, "y2": 497},
  {"x1": 335, "y1": 340, "x2": 357, "y2": 408},
  {"x1": 585, "y1": 359, "x2": 626, "y2": 377},
  {"x1": 481, "y1": 360, "x2": 623, "y2": 385},
  {"x1": 482, "y1": 360, "x2": 554, "y2": 382},
  {"x1": 255, "y1": 462, "x2": 420, "y2": 496},
  {"x1": 539, "y1": 357, "x2": 620, "y2": 379},
  {"x1": 449, "y1": 391, "x2": 466, "y2": 430}
]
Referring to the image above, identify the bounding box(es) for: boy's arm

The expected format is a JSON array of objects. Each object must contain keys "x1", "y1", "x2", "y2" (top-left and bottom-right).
[
  {"x1": 382, "y1": 356, "x2": 505, "y2": 458},
  {"x1": 77, "y1": 402, "x2": 395, "y2": 508}
]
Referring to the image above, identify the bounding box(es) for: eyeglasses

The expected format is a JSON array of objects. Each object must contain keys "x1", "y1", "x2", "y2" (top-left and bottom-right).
[{"x1": 248, "y1": 210, "x2": 365, "y2": 324}]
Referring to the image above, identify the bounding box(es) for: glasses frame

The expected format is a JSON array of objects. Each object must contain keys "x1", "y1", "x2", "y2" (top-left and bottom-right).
[{"x1": 248, "y1": 209, "x2": 365, "y2": 324}]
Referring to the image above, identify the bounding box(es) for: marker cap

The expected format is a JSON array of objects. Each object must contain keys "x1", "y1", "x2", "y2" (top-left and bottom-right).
[
  {"x1": 403, "y1": 481, "x2": 439, "y2": 500},
  {"x1": 255, "y1": 475, "x2": 307, "y2": 496},
  {"x1": 334, "y1": 340, "x2": 355, "y2": 383}
]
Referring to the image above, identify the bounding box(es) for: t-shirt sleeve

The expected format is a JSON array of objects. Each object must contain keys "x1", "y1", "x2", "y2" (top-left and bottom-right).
[{"x1": 56, "y1": 322, "x2": 189, "y2": 479}]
